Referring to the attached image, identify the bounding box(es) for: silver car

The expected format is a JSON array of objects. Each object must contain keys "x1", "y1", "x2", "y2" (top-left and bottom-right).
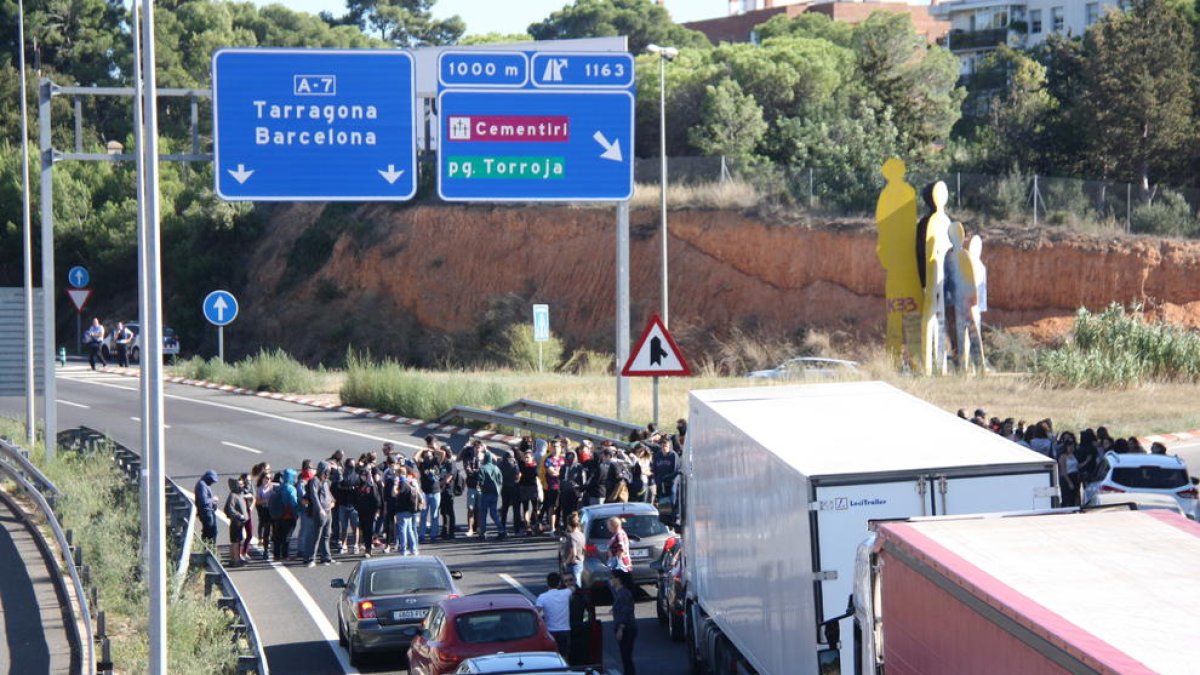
[
  {"x1": 332, "y1": 555, "x2": 463, "y2": 667},
  {"x1": 579, "y1": 501, "x2": 678, "y2": 592}
]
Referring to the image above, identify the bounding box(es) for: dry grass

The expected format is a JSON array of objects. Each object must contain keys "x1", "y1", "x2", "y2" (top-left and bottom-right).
[{"x1": 628, "y1": 180, "x2": 761, "y2": 210}]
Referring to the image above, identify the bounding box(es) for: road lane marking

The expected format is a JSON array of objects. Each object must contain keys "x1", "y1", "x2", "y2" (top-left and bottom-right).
[
  {"x1": 180, "y1": 486, "x2": 357, "y2": 675},
  {"x1": 498, "y1": 573, "x2": 536, "y2": 602},
  {"x1": 76, "y1": 378, "x2": 423, "y2": 450},
  {"x1": 129, "y1": 413, "x2": 171, "y2": 427},
  {"x1": 221, "y1": 441, "x2": 263, "y2": 455},
  {"x1": 57, "y1": 400, "x2": 90, "y2": 409}
]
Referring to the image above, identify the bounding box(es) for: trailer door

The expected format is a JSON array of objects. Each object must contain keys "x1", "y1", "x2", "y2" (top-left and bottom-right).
[
  {"x1": 812, "y1": 480, "x2": 929, "y2": 674},
  {"x1": 935, "y1": 471, "x2": 1057, "y2": 515}
]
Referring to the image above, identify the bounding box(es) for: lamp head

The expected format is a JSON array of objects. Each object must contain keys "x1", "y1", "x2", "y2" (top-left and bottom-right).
[{"x1": 646, "y1": 44, "x2": 679, "y2": 60}]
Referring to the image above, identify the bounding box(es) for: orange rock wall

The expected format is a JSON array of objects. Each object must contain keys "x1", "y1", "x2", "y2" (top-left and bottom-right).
[{"x1": 240, "y1": 204, "x2": 1200, "y2": 360}]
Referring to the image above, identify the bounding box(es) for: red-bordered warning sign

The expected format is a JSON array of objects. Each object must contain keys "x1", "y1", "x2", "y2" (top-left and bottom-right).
[
  {"x1": 621, "y1": 314, "x2": 691, "y2": 377},
  {"x1": 66, "y1": 288, "x2": 92, "y2": 313}
]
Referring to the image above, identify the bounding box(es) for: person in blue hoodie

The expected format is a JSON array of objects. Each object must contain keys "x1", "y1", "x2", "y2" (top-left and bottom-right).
[
  {"x1": 270, "y1": 469, "x2": 300, "y2": 562},
  {"x1": 194, "y1": 470, "x2": 219, "y2": 546}
]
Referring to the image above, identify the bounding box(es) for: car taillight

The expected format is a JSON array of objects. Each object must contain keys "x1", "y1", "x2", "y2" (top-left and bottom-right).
[
  {"x1": 1099, "y1": 485, "x2": 1126, "y2": 494},
  {"x1": 447, "y1": 593, "x2": 461, "y2": 599},
  {"x1": 439, "y1": 651, "x2": 464, "y2": 669},
  {"x1": 356, "y1": 600, "x2": 376, "y2": 619},
  {"x1": 585, "y1": 543, "x2": 600, "y2": 558},
  {"x1": 663, "y1": 536, "x2": 678, "y2": 552},
  {"x1": 1179, "y1": 488, "x2": 1198, "y2": 499}
]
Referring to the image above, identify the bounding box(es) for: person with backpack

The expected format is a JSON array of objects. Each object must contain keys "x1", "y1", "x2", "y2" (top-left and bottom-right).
[
  {"x1": 417, "y1": 447, "x2": 445, "y2": 544},
  {"x1": 477, "y1": 450, "x2": 505, "y2": 540},
  {"x1": 223, "y1": 476, "x2": 250, "y2": 567},
  {"x1": 381, "y1": 458, "x2": 403, "y2": 552},
  {"x1": 295, "y1": 459, "x2": 315, "y2": 561},
  {"x1": 253, "y1": 465, "x2": 275, "y2": 562},
  {"x1": 439, "y1": 450, "x2": 463, "y2": 539},
  {"x1": 584, "y1": 448, "x2": 609, "y2": 507},
  {"x1": 303, "y1": 461, "x2": 337, "y2": 567},
  {"x1": 559, "y1": 451, "x2": 584, "y2": 520},
  {"x1": 336, "y1": 458, "x2": 361, "y2": 554},
  {"x1": 630, "y1": 447, "x2": 652, "y2": 504},
  {"x1": 517, "y1": 450, "x2": 541, "y2": 536},
  {"x1": 498, "y1": 449, "x2": 521, "y2": 534},
  {"x1": 460, "y1": 442, "x2": 483, "y2": 536},
  {"x1": 395, "y1": 466, "x2": 422, "y2": 555},
  {"x1": 542, "y1": 440, "x2": 565, "y2": 535},
  {"x1": 356, "y1": 465, "x2": 382, "y2": 557},
  {"x1": 270, "y1": 469, "x2": 300, "y2": 562},
  {"x1": 326, "y1": 450, "x2": 345, "y2": 552}
]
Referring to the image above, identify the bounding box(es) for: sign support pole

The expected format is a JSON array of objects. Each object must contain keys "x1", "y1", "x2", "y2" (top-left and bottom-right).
[
  {"x1": 39, "y1": 80, "x2": 56, "y2": 459},
  {"x1": 138, "y1": 0, "x2": 169, "y2": 669},
  {"x1": 76, "y1": 313, "x2": 81, "y2": 355},
  {"x1": 616, "y1": 202, "x2": 630, "y2": 421},
  {"x1": 218, "y1": 326, "x2": 224, "y2": 363},
  {"x1": 18, "y1": 0, "x2": 36, "y2": 448},
  {"x1": 652, "y1": 376, "x2": 660, "y2": 427}
]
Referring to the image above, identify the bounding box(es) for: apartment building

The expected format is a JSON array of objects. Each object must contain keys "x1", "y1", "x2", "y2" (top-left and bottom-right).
[
  {"x1": 685, "y1": 1, "x2": 949, "y2": 45},
  {"x1": 930, "y1": 1, "x2": 1124, "y2": 75}
]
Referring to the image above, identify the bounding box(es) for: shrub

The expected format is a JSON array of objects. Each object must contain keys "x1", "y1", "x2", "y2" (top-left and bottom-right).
[
  {"x1": 340, "y1": 351, "x2": 511, "y2": 420},
  {"x1": 500, "y1": 324, "x2": 564, "y2": 372},
  {"x1": 172, "y1": 350, "x2": 320, "y2": 393},
  {"x1": 1033, "y1": 304, "x2": 1200, "y2": 387},
  {"x1": 560, "y1": 349, "x2": 614, "y2": 376},
  {"x1": 1131, "y1": 189, "x2": 1197, "y2": 237}
]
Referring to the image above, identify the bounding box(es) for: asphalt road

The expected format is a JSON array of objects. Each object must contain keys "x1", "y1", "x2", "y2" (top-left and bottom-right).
[{"x1": 0, "y1": 364, "x2": 688, "y2": 675}]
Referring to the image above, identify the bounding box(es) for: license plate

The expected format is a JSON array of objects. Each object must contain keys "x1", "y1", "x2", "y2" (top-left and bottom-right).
[
  {"x1": 392, "y1": 609, "x2": 427, "y2": 621},
  {"x1": 630, "y1": 549, "x2": 651, "y2": 559}
]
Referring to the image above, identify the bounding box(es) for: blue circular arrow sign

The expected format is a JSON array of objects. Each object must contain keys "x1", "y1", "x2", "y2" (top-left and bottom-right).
[
  {"x1": 202, "y1": 290, "x2": 239, "y2": 326},
  {"x1": 67, "y1": 266, "x2": 90, "y2": 289}
]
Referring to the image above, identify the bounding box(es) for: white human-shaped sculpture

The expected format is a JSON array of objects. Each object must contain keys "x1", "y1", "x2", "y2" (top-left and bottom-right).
[
  {"x1": 967, "y1": 234, "x2": 988, "y2": 371},
  {"x1": 920, "y1": 182, "x2": 953, "y2": 376}
]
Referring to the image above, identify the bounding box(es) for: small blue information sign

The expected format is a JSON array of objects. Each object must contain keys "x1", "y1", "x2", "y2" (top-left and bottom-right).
[
  {"x1": 212, "y1": 48, "x2": 417, "y2": 201},
  {"x1": 67, "y1": 266, "x2": 90, "y2": 289},
  {"x1": 202, "y1": 290, "x2": 239, "y2": 327},
  {"x1": 532, "y1": 304, "x2": 550, "y2": 342},
  {"x1": 439, "y1": 51, "x2": 528, "y2": 88},
  {"x1": 530, "y1": 53, "x2": 634, "y2": 88}
]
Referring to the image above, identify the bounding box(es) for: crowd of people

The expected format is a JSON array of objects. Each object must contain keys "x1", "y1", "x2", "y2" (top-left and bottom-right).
[
  {"x1": 958, "y1": 408, "x2": 1167, "y2": 507},
  {"x1": 191, "y1": 422, "x2": 688, "y2": 672}
]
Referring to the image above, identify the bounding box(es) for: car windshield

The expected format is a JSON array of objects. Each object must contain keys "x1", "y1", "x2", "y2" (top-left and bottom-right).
[
  {"x1": 454, "y1": 610, "x2": 537, "y2": 644},
  {"x1": 1112, "y1": 465, "x2": 1189, "y2": 490},
  {"x1": 365, "y1": 565, "x2": 449, "y2": 596},
  {"x1": 589, "y1": 514, "x2": 668, "y2": 539}
]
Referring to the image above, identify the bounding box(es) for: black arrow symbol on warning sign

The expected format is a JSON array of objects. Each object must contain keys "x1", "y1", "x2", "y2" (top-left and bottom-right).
[{"x1": 650, "y1": 336, "x2": 669, "y2": 366}]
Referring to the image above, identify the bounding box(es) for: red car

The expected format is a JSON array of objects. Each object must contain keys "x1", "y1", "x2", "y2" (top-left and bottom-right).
[{"x1": 406, "y1": 594, "x2": 558, "y2": 675}]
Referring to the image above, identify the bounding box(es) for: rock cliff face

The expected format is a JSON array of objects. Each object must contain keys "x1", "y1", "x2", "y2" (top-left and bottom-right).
[{"x1": 238, "y1": 203, "x2": 1200, "y2": 363}]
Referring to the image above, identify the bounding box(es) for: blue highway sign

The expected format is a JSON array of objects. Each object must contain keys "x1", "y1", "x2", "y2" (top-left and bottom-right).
[
  {"x1": 531, "y1": 52, "x2": 634, "y2": 88},
  {"x1": 437, "y1": 90, "x2": 634, "y2": 201},
  {"x1": 212, "y1": 48, "x2": 417, "y2": 201},
  {"x1": 67, "y1": 266, "x2": 90, "y2": 289},
  {"x1": 202, "y1": 290, "x2": 239, "y2": 327}
]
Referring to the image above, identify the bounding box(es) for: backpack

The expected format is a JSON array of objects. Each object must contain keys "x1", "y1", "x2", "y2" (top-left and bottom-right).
[
  {"x1": 630, "y1": 463, "x2": 647, "y2": 496},
  {"x1": 268, "y1": 485, "x2": 285, "y2": 519}
]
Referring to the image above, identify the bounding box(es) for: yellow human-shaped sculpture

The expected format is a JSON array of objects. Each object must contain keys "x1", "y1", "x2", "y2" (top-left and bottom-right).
[
  {"x1": 920, "y1": 182, "x2": 952, "y2": 376},
  {"x1": 966, "y1": 234, "x2": 988, "y2": 372},
  {"x1": 874, "y1": 158, "x2": 923, "y2": 368}
]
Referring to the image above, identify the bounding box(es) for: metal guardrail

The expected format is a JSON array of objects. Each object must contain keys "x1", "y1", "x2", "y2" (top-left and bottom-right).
[
  {"x1": 193, "y1": 550, "x2": 271, "y2": 675},
  {"x1": 438, "y1": 403, "x2": 633, "y2": 449},
  {"x1": 57, "y1": 427, "x2": 267, "y2": 675},
  {"x1": 0, "y1": 436, "x2": 97, "y2": 675},
  {"x1": 495, "y1": 399, "x2": 644, "y2": 439}
]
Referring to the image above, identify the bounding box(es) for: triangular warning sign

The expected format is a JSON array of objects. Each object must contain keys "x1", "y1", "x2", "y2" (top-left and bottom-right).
[
  {"x1": 622, "y1": 314, "x2": 691, "y2": 377},
  {"x1": 66, "y1": 288, "x2": 92, "y2": 313}
]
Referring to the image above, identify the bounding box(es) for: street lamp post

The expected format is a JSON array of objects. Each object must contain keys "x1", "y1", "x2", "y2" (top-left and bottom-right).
[
  {"x1": 17, "y1": 0, "x2": 36, "y2": 447},
  {"x1": 646, "y1": 43, "x2": 677, "y2": 427}
]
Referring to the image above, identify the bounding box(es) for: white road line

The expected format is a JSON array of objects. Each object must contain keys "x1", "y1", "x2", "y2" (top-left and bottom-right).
[
  {"x1": 76, "y1": 378, "x2": 423, "y2": 450},
  {"x1": 498, "y1": 573, "x2": 536, "y2": 602},
  {"x1": 130, "y1": 416, "x2": 171, "y2": 429},
  {"x1": 180, "y1": 486, "x2": 357, "y2": 675},
  {"x1": 57, "y1": 400, "x2": 90, "y2": 409},
  {"x1": 221, "y1": 441, "x2": 263, "y2": 455}
]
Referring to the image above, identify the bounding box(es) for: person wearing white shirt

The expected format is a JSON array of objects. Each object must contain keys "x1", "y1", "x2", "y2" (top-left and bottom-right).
[{"x1": 535, "y1": 572, "x2": 573, "y2": 658}]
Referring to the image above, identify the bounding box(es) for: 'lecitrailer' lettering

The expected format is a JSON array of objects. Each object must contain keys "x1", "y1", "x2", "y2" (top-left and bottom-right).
[{"x1": 251, "y1": 100, "x2": 381, "y2": 147}]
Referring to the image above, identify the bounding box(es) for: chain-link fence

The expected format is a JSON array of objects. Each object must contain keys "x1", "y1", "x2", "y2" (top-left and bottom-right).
[{"x1": 633, "y1": 156, "x2": 1200, "y2": 238}]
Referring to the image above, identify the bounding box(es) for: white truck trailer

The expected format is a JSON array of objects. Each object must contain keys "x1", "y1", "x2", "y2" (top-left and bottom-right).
[{"x1": 682, "y1": 382, "x2": 1058, "y2": 675}]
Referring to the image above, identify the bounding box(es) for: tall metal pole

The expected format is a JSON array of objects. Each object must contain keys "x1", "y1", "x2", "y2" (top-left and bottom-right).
[
  {"x1": 39, "y1": 79, "x2": 57, "y2": 460},
  {"x1": 17, "y1": 0, "x2": 36, "y2": 447},
  {"x1": 131, "y1": 0, "x2": 153, "y2": 589},
  {"x1": 138, "y1": 0, "x2": 169, "y2": 670},
  {"x1": 655, "y1": 53, "x2": 669, "y2": 429},
  {"x1": 616, "y1": 202, "x2": 630, "y2": 420}
]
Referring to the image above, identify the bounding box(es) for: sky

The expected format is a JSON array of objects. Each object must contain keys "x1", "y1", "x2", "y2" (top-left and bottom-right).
[{"x1": 249, "y1": 0, "x2": 733, "y2": 35}]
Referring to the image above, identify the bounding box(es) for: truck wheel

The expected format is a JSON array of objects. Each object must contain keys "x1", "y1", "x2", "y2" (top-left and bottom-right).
[
  {"x1": 670, "y1": 608, "x2": 685, "y2": 642},
  {"x1": 686, "y1": 607, "x2": 704, "y2": 674},
  {"x1": 656, "y1": 593, "x2": 668, "y2": 625}
]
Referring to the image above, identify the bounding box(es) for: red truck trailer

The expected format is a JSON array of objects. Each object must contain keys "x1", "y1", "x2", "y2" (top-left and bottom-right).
[{"x1": 856, "y1": 510, "x2": 1200, "y2": 674}]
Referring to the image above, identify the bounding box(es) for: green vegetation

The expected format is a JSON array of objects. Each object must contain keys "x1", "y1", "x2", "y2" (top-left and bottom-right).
[
  {"x1": 0, "y1": 419, "x2": 239, "y2": 674},
  {"x1": 500, "y1": 324, "x2": 564, "y2": 372},
  {"x1": 341, "y1": 351, "x2": 511, "y2": 420},
  {"x1": 174, "y1": 349, "x2": 322, "y2": 393},
  {"x1": 1033, "y1": 304, "x2": 1200, "y2": 388}
]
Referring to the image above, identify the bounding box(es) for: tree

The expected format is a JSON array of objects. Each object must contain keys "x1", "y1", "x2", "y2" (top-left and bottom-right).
[
  {"x1": 528, "y1": 0, "x2": 710, "y2": 53},
  {"x1": 688, "y1": 78, "x2": 767, "y2": 160},
  {"x1": 1079, "y1": 0, "x2": 1195, "y2": 195},
  {"x1": 752, "y1": 12, "x2": 853, "y2": 47},
  {"x1": 974, "y1": 47, "x2": 1059, "y2": 172},
  {"x1": 458, "y1": 32, "x2": 532, "y2": 46},
  {"x1": 339, "y1": 0, "x2": 464, "y2": 46}
]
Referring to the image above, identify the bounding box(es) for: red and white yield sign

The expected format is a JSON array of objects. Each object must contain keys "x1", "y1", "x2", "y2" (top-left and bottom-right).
[
  {"x1": 66, "y1": 288, "x2": 92, "y2": 313},
  {"x1": 622, "y1": 314, "x2": 691, "y2": 377}
]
